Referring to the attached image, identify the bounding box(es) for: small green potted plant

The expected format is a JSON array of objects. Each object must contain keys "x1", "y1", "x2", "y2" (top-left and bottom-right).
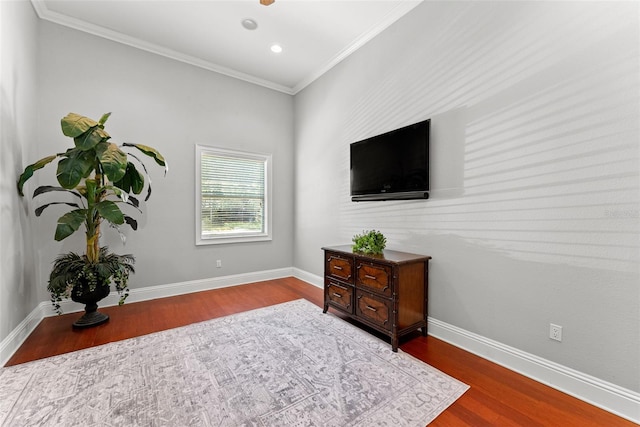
[
  {"x1": 17, "y1": 112, "x2": 167, "y2": 327},
  {"x1": 352, "y1": 230, "x2": 387, "y2": 255}
]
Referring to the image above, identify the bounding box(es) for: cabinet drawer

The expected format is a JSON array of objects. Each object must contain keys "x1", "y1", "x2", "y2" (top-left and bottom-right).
[
  {"x1": 356, "y1": 262, "x2": 392, "y2": 297},
  {"x1": 326, "y1": 280, "x2": 353, "y2": 313},
  {"x1": 326, "y1": 252, "x2": 354, "y2": 283},
  {"x1": 355, "y1": 290, "x2": 392, "y2": 331}
]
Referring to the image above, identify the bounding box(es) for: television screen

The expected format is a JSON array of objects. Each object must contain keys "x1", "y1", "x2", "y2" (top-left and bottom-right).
[{"x1": 350, "y1": 119, "x2": 430, "y2": 201}]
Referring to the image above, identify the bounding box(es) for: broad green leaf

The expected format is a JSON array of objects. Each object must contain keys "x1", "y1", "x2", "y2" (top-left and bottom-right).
[
  {"x1": 17, "y1": 155, "x2": 57, "y2": 196},
  {"x1": 103, "y1": 184, "x2": 126, "y2": 201},
  {"x1": 113, "y1": 162, "x2": 144, "y2": 195},
  {"x1": 33, "y1": 185, "x2": 82, "y2": 199},
  {"x1": 122, "y1": 142, "x2": 168, "y2": 174},
  {"x1": 122, "y1": 153, "x2": 152, "y2": 200},
  {"x1": 74, "y1": 126, "x2": 110, "y2": 151},
  {"x1": 56, "y1": 149, "x2": 94, "y2": 189},
  {"x1": 85, "y1": 179, "x2": 97, "y2": 203},
  {"x1": 96, "y1": 200, "x2": 124, "y2": 225},
  {"x1": 61, "y1": 113, "x2": 98, "y2": 138},
  {"x1": 54, "y1": 209, "x2": 87, "y2": 241},
  {"x1": 35, "y1": 202, "x2": 80, "y2": 217},
  {"x1": 130, "y1": 166, "x2": 144, "y2": 195},
  {"x1": 98, "y1": 112, "x2": 111, "y2": 126},
  {"x1": 97, "y1": 142, "x2": 127, "y2": 183}
]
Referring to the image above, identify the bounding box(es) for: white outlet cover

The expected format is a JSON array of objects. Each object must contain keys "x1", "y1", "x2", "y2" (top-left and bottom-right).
[{"x1": 550, "y1": 324, "x2": 563, "y2": 341}]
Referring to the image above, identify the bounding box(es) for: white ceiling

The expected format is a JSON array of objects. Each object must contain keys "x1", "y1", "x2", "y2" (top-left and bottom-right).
[{"x1": 33, "y1": 0, "x2": 423, "y2": 94}]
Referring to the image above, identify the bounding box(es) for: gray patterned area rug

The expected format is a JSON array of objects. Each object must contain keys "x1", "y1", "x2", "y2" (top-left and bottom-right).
[{"x1": 0, "y1": 299, "x2": 468, "y2": 426}]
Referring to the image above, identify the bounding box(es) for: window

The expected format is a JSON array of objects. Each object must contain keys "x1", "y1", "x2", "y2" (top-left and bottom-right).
[{"x1": 196, "y1": 145, "x2": 272, "y2": 245}]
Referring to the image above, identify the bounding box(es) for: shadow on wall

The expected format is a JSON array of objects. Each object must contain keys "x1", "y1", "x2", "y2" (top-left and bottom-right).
[
  {"x1": 301, "y1": 0, "x2": 639, "y2": 396},
  {"x1": 341, "y1": 8, "x2": 639, "y2": 273},
  {"x1": 429, "y1": 108, "x2": 467, "y2": 199},
  {"x1": 0, "y1": 84, "x2": 36, "y2": 337}
]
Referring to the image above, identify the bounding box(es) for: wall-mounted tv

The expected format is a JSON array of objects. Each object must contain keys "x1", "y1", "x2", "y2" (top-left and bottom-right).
[{"x1": 350, "y1": 119, "x2": 430, "y2": 202}]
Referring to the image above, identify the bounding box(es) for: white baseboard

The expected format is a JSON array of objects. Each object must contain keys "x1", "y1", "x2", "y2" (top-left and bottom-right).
[
  {"x1": 292, "y1": 267, "x2": 323, "y2": 288},
  {"x1": 3, "y1": 269, "x2": 639, "y2": 424},
  {"x1": 0, "y1": 303, "x2": 48, "y2": 367},
  {"x1": 298, "y1": 267, "x2": 640, "y2": 423},
  {"x1": 1, "y1": 267, "x2": 294, "y2": 366},
  {"x1": 428, "y1": 317, "x2": 640, "y2": 424},
  {"x1": 53, "y1": 267, "x2": 297, "y2": 315}
]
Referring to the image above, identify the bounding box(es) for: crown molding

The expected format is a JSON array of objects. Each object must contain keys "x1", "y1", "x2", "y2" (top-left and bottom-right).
[
  {"x1": 292, "y1": 1, "x2": 423, "y2": 94},
  {"x1": 31, "y1": 0, "x2": 423, "y2": 96},
  {"x1": 30, "y1": 0, "x2": 295, "y2": 95}
]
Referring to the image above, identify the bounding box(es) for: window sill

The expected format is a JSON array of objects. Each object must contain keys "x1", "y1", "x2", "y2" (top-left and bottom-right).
[{"x1": 196, "y1": 234, "x2": 272, "y2": 246}]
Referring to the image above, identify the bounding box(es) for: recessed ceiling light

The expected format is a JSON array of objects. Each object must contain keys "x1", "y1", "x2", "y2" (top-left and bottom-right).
[
  {"x1": 241, "y1": 18, "x2": 258, "y2": 30},
  {"x1": 270, "y1": 44, "x2": 283, "y2": 54}
]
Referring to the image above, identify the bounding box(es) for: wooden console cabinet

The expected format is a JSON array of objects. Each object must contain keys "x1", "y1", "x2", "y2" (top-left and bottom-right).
[{"x1": 322, "y1": 245, "x2": 431, "y2": 352}]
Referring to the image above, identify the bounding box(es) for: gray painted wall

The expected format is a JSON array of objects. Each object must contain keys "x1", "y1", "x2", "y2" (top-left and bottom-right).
[
  {"x1": 293, "y1": 2, "x2": 639, "y2": 392},
  {"x1": 3, "y1": 0, "x2": 638, "y2": 401},
  {"x1": 0, "y1": 1, "x2": 39, "y2": 344},
  {"x1": 27, "y1": 22, "x2": 295, "y2": 303}
]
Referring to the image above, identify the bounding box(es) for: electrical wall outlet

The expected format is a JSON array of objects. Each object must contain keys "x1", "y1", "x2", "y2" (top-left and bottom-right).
[
  {"x1": 216, "y1": 260, "x2": 222, "y2": 268},
  {"x1": 550, "y1": 323, "x2": 563, "y2": 342}
]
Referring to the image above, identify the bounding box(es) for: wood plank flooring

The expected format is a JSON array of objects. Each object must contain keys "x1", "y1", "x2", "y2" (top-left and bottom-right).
[{"x1": 5, "y1": 277, "x2": 636, "y2": 426}]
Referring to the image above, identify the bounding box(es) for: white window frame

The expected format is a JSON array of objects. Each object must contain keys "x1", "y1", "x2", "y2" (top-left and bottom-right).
[{"x1": 195, "y1": 144, "x2": 272, "y2": 245}]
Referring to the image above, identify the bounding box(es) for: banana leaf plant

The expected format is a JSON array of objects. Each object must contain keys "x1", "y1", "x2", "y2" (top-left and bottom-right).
[{"x1": 17, "y1": 112, "x2": 167, "y2": 322}]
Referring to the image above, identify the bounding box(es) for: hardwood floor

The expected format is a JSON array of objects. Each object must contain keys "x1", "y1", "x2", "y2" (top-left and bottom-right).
[{"x1": 6, "y1": 277, "x2": 636, "y2": 426}]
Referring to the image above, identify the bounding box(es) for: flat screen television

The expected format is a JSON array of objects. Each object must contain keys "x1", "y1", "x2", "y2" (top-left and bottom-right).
[{"x1": 350, "y1": 119, "x2": 430, "y2": 201}]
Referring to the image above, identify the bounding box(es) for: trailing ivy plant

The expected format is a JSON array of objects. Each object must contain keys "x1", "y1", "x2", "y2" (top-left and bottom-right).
[
  {"x1": 352, "y1": 230, "x2": 387, "y2": 255},
  {"x1": 48, "y1": 248, "x2": 135, "y2": 314},
  {"x1": 17, "y1": 112, "x2": 167, "y2": 313}
]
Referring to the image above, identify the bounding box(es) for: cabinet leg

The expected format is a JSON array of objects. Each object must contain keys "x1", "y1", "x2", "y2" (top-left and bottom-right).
[
  {"x1": 391, "y1": 336, "x2": 399, "y2": 352},
  {"x1": 323, "y1": 303, "x2": 328, "y2": 313},
  {"x1": 421, "y1": 326, "x2": 427, "y2": 337}
]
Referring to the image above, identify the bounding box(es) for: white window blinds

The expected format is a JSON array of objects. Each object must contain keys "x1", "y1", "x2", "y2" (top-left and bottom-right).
[{"x1": 196, "y1": 145, "x2": 271, "y2": 245}]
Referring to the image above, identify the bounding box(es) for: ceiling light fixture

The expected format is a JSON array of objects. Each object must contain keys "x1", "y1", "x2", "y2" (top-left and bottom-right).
[
  {"x1": 260, "y1": 0, "x2": 275, "y2": 5},
  {"x1": 270, "y1": 44, "x2": 283, "y2": 54},
  {"x1": 241, "y1": 18, "x2": 258, "y2": 30}
]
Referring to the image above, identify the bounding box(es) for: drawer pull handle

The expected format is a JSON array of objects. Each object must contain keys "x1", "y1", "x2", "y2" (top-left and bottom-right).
[
  {"x1": 332, "y1": 292, "x2": 342, "y2": 298},
  {"x1": 366, "y1": 305, "x2": 377, "y2": 312},
  {"x1": 330, "y1": 282, "x2": 347, "y2": 290},
  {"x1": 333, "y1": 266, "x2": 343, "y2": 271},
  {"x1": 364, "y1": 274, "x2": 377, "y2": 280}
]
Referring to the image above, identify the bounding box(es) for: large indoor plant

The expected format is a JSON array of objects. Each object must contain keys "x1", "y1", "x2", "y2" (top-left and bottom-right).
[{"x1": 17, "y1": 112, "x2": 167, "y2": 327}]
